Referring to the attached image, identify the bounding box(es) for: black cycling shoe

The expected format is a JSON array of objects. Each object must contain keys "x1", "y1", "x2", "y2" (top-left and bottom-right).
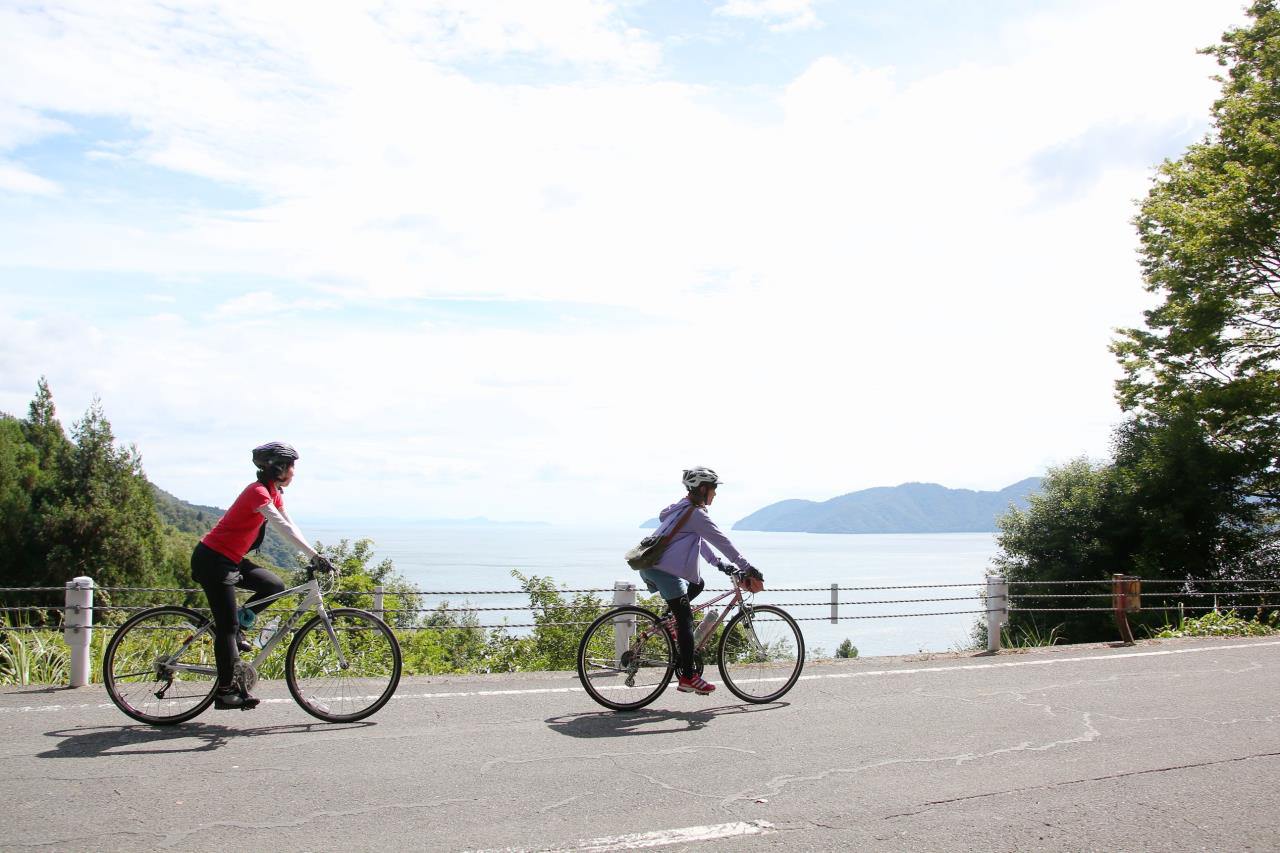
[
  {"x1": 236, "y1": 629, "x2": 252, "y2": 654},
  {"x1": 213, "y1": 686, "x2": 260, "y2": 711}
]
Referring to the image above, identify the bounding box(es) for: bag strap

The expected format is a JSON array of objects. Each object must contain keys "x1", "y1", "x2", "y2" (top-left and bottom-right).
[{"x1": 656, "y1": 502, "x2": 697, "y2": 546}]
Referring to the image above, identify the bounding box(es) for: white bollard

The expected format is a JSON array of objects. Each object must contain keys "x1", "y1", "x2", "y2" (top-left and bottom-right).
[
  {"x1": 64, "y1": 576, "x2": 94, "y2": 687},
  {"x1": 613, "y1": 581, "x2": 637, "y2": 662},
  {"x1": 373, "y1": 585, "x2": 384, "y2": 621},
  {"x1": 986, "y1": 575, "x2": 1008, "y2": 652},
  {"x1": 830, "y1": 583, "x2": 839, "y2": 624}
]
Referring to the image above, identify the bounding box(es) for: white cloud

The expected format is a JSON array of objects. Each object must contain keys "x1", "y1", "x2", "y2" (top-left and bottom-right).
[
  {"x1": 0, "y1": 0, "x2": 1254, "y2": 524},
  {"x1": 714, "y1": 0, "x2": 821, "y2": 32},
  {"x1": 0, "y1": 160, "x2": 60, "y2": 195}
]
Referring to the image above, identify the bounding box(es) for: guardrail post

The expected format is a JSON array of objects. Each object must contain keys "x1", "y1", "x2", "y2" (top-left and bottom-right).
[
  {"x1": 986, "y1": 575, "x2": 1007, "y2": 652},
  {"x1": 1112, "y1": 574, "x2": 1137, "y2": 645},
  {"x1": 373, "y1": 585, "x2": 384, "y2": 621},
  {"x1": 830, "y1": 584, "x2": 838, "y2": 624},
  {"x1": 613, "y1": 581, "x2": 637, "y2": 662},
  {"x1": 64, "y1": 576, "x2": 94, "y2": 687}
]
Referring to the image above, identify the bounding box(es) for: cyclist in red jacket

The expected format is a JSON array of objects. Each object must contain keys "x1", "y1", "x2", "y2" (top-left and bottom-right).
[{"x1": 191, "y1": 443, "x2": 333, "y2": 710}]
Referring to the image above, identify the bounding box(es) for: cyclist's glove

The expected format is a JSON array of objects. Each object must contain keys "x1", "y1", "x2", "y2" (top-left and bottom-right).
[
  {"x1": 715, "y1": 559, "x2": 737, "y2": 575},
  {"x1": 310, "y1": 554, "x2": 337, "y2": 574}
]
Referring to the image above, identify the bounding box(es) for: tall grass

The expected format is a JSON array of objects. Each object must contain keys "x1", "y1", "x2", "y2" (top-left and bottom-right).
[
  {"x1": 0, "y1": 614, "x2": 112, "y2": 686},
  {"x1": 1001, "y1": 622, "x2": 1064, "y2": 648}
]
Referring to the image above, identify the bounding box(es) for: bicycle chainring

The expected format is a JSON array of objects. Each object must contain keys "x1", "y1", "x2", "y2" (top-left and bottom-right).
[{"x1": 233, "y1": 660, "x2": 259, "y2": 693}]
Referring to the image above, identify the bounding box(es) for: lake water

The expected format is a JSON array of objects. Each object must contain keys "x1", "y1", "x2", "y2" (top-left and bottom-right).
[{"x1": 306, "y1": 523, "x2": 1000, "y2": 658}]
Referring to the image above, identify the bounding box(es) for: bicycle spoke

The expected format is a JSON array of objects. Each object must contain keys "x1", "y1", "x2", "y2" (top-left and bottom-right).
[
  {"x1": 577, "y1": 607, "x2": 674, "y2": 711},
  {"x1": 717, "y1": 606, "x2": 805, "y2": 703},
  {"x1": 103, "y1": 607, "x2": 218, "y2": 725},
  {"x1": 286, "y1": 609, "x2": 401, "y2": 723}
]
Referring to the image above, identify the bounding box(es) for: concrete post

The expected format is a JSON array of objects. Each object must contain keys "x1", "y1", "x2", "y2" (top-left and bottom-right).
[
  {"x1": 64, "y1": 576, "x2": 94, "y2": 687},
  {"x1": 373, "y1": 585, "x2": 384, "y2": 621},
  {"x1": 830, "y1": 584, "x2": 839, "y2": 624},
  {"x1": 613, "y1": 581, "x2": 637, "y2": 662},
  {"x1": 986, "y1": 575, "x2": 1007, "y2": 652}
]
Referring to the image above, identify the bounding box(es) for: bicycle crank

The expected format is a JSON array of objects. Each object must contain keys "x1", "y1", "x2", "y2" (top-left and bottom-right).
[{"x1": 233, "y1": 660, "x2": 259, "y2": 693}]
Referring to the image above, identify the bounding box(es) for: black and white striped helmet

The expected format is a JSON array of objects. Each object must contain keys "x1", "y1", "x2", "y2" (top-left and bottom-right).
[
  {"x1": 682, "y1": 466, "x2": 721, "y2": 491},
  {"x1": 252, "y1": 442, "x2": 299, "y2": 472}
]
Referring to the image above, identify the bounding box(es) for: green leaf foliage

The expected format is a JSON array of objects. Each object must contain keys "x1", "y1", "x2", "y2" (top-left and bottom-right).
[
  {"x1": 999, "y1": 4, "x2": 1280, "y2": 644},
  {"x1": 1114, "y1": 1, "x2": 1280, "y2": 506}
]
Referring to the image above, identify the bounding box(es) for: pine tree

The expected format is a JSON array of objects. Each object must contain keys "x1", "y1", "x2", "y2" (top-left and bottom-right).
[
  {"x1": 0, "y1": 416, "x2": 38, "y2": 586},
  {"x1": 37, "y1": 397, "x2": 173, "y2": 596}
]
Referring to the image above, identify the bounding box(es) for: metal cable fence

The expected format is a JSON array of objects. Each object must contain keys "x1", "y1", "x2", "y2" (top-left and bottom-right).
[{"x1": 6, "y1": 575, "x2": 1280, "y2": 684}]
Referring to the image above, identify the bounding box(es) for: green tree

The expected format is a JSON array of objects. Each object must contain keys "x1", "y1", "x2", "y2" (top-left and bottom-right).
[
  {"x1": 21, "y1": 377, "x2": 71, "y2": 483},
  {"x1": 995, "y1": 415, "x2": 1277, "y2": 643},
  {"x1": 995, "y1": 4, "x2": 1280, "y2": 643},
  {"x1": 994, "y1": 458, "x2": 1133, "y2": 642},
  {"x1": 1115, "y1": 0, "x2": 1280, "y2": 508},
  {"x1": 37, "y1": 398, "x2": 174, "y2": 598},
  {"x1": 0, "y1": 416, "x2": 38, "y2": 586}
]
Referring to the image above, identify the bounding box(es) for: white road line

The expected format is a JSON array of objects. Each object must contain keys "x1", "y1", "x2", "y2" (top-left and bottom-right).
[
  {"x1": 470, "y1": 820, "x2": 774, "y2": 851},
  {"x1": 5, "y1": 641, "x2": 1279, "y2": 714}
]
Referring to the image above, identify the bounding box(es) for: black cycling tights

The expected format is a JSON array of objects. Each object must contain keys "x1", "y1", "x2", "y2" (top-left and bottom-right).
[
  {"x1": 666, "y1": 595, "x2": 696, "y2": 678},
  {"x1": 191, "y1": 542, "x2": 286, "y2": 688}
]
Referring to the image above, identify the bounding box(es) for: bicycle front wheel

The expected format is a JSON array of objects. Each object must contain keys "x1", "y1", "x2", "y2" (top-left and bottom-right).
[
  {"x1": 285, "y1": 608, "x2": 402, "y2": 722},
  {"x1": 717, "y1": 605, "x2": 805, "y2": 703},
  {"x1": 103, "y1": 606, "x2": 218, "y2": 725},
  {"x1": 577, "y1": 606, "x2": 674, "y2": 711}
]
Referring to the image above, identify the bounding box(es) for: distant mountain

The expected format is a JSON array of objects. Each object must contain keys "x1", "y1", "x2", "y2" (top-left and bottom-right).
[
  {"x1": 731, "y1": 478, "x2": 1042, "y2": 534},
  {"x1": 398, "y1": 517, "x2": 551, "y2": 527},
  {"x1": 150, "y1": 482, "x2": 298, "y2": 569}
]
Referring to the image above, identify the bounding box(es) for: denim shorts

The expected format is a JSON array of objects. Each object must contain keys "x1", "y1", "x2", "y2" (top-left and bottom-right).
[{"x1": 637, "y1": 568, "x2": 688, "y2": 601}]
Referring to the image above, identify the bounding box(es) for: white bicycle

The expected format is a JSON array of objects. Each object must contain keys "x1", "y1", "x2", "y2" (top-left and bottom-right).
[{"x1": 103, "y1": 564, "x2": 402, "y2": 725}]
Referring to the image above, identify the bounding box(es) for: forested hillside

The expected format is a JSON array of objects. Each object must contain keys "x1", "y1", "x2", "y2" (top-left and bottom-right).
[{"x1": 0, "y1": 380, "x2": 291, "y2": 601}]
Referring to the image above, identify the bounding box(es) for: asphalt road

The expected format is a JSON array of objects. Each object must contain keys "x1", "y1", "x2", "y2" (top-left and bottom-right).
[{"x1": 3, "y1": 636, "x2": 1279, "y2": 852}]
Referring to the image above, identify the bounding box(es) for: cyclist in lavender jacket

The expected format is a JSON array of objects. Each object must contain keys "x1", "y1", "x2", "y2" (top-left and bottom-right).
[{"x1": 638, "y1": 467, "x2": 762, "y2": 695}]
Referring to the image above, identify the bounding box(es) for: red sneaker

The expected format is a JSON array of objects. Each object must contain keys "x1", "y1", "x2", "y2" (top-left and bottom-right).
[{"x1": 677, "y1": 674, "x2": 716, "y2": 695}]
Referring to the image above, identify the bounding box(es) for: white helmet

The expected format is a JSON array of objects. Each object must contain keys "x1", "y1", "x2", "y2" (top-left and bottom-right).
[{"x1": 682, "y1": 466, "x2": 721, "y2": 491}]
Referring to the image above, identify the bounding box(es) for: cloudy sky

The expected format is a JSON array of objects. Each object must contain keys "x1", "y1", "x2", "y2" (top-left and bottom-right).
[{"x1": 0, "y1": 0, "x2": 1250, "y2": 526}]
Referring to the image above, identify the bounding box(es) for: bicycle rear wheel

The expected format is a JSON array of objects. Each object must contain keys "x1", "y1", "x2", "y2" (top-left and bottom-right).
[
  {"x1": 285, "y1": 608, "x2": 402, "y2": 722},
  {"x1": 103, "y1": 606, "x2": 218, "y2": 725},
  {"x1": 717, "y1": 605, "x2": 804, "y2": 703},
  {"x1": 577, "y1": 606, "x2": 674, "y2": 711}
]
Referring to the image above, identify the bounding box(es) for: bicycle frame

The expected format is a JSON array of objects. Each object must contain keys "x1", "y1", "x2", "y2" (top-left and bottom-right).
[
  {"x1": 165, "y1": 575, "x2": 347, "y2": 678},
  {"x1": 622, "y1": 580, "x2": 756, "y2": 660}
]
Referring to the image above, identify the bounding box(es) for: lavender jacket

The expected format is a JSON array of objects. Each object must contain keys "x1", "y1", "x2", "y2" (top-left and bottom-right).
[{"x1": 649, "y1": 496, "x2": 753, "y2": 584}]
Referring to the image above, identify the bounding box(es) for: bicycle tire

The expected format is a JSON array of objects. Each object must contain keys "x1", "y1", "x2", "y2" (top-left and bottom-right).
[
  {"x1": 103, "y1": 605, "x2": 218, "y2": 725},
  {"x1": 577, "y1": 606, "x2": 674, "y2": 712},
  {"x1": 717, "y1": 604, "x2": 805, "y2": 703},
  {"x1": 285, "y1": 608, "x2": 402, "y2": 722}
]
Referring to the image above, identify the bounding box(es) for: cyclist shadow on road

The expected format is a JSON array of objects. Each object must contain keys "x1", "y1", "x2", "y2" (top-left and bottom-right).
[
  {"x1": 37, "y1": 720, "x2": 373, "y2": 758},
  {"x1": 545, "y1": 702, "x2": 788, "y2": 739}
]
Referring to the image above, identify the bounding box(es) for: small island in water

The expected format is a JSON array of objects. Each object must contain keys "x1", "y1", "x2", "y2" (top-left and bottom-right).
[{"x1": 641, "y1": 478, "x2": 1041, "y2": 534}]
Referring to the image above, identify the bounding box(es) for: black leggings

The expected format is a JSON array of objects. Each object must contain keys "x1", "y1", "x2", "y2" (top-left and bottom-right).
[
  {"x1": 666, "y1": 595, "x2": 696, "y2": 678},
  {"x1": 191, "y1": 542, "x2": 286, "y2": 687}
]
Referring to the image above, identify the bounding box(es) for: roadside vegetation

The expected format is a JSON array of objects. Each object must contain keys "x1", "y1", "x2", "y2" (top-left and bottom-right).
[
  {"x1": 1151, "y1": 609, "x2": 1278, "y2": 639},
  {"x1": 992, "y1": 2, "x2": 1280, "y2": 645}
]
